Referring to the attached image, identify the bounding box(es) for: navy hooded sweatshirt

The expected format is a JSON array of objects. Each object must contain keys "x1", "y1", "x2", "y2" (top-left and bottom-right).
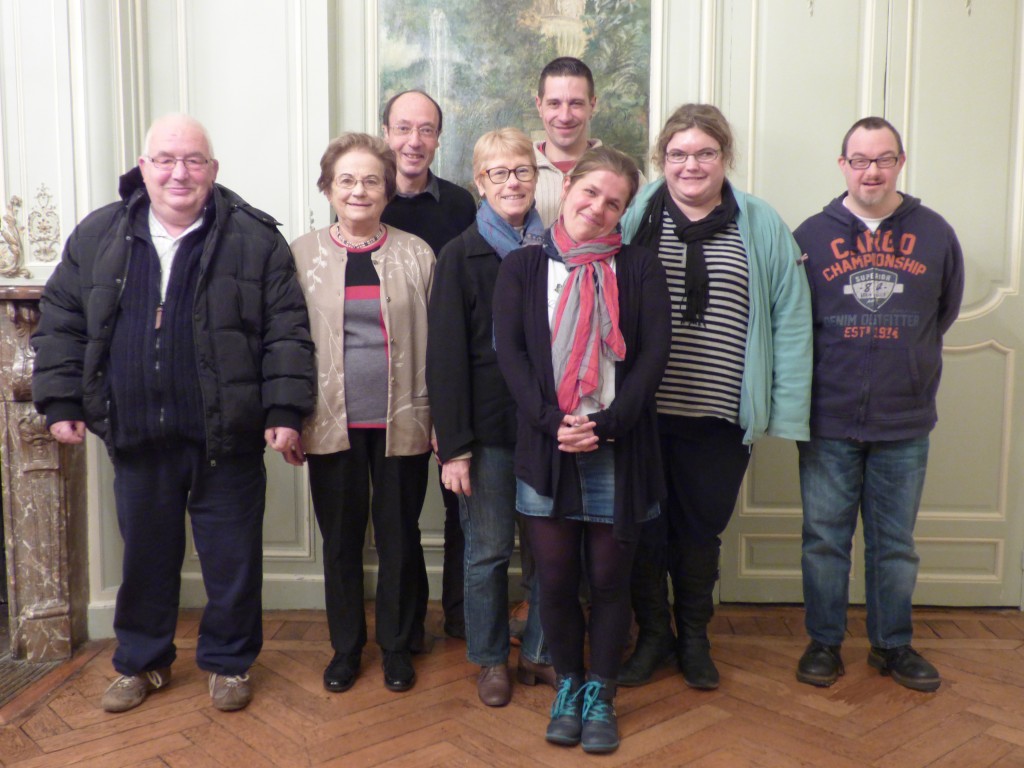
[{"x1": 793, "y1": 192, "x2": 964, "y2": 442}]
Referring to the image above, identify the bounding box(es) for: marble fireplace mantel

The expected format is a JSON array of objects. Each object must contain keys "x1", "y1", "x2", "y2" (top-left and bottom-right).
[{"x1": 0, "y1": 286, "x2": 88, "y2": 661}]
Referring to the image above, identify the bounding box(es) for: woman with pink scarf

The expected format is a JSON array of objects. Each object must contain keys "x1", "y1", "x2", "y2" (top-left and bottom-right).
[{"x1": 493, "y1": 146, "x2": 671, "y2": 754}]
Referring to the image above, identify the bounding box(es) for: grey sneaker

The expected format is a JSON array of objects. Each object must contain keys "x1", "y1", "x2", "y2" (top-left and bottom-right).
[
  {"x1": 101, "y1": 667, "x2": 172, "y2": 712},
  {"x1": 209, "y1": 672, "x2": 252, "y2": 711}
]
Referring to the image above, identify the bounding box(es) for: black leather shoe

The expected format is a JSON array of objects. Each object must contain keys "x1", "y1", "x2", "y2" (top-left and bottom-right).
[
  {"x1": 678, "y1": 638, "x2": 719, "y2": 690},
  {"x1": 382, "y1": 650, "x2": 416, "y2": 692},
  {"x1": 868, "y1": 645, "x2": 940, "y2": 692},
  {"x1": 323, "y1": 652, "x2": 360, "y2": 693},
  {"x1": 796, "y1": 640, "x2": 844, "y2": 687}
]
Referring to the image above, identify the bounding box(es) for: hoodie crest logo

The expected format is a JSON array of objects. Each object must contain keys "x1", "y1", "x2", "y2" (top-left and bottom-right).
[{"x1": 844, "y1": 268, "x2": 903, "y2": 312}]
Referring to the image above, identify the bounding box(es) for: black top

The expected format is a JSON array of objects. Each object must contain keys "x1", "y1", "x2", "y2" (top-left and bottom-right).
[
  {"x1": 381, "y1": 174, "x2": 476, "y2": 256},
  {"x1": 492, "y1": 237, "x2": 672, "y2": 542},
  {"x1": 427, "y1": 223, "x2": 517, "y2": 461}
]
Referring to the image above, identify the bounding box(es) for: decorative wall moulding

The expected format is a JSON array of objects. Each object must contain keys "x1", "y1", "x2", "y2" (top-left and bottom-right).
[
  {"x1": 0, "y1": 197, "x2": 32, "y2": 279},
  {"x1": 0, "y1": 185, "x2": 62, "y2": 279},
  {"x1": 27, "y1": 185, "x2": 60, "y2": 263}
]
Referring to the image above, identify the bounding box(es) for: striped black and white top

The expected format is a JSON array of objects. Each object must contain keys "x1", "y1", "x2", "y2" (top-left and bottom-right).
[{"x1": 655, "y1": 212, "x2": 750, "y2": 422}]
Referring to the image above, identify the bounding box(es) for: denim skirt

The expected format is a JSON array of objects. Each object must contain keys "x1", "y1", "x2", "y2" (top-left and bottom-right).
[{"x1": 516, "y1": 444, "x2": 658, "y2": 524}]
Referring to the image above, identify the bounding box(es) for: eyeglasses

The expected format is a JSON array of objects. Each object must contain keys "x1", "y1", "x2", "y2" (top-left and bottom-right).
[
  {"x1": 845, "y1": 154, "x2": 900, "y2": 170},
  {"x1": 389, "y1": 124, "x2": 438, "y2": 139},
  {"x1": 146, "y1": 155, "x2": 212, "y2": 171},
  {"x1": 483, "y1": 165, "x2": 537, "y2": 184},
  {"x1": 334, "y1": 175, "x2": 384, "y2": 191},
  {"x1": 664, "y1": 148, "x2": 721, "y2": 165}
]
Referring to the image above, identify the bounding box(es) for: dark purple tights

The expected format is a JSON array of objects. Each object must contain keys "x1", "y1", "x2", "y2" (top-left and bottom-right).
[{"x1": 524, "y1": 516, "x2": 637, "y2": 680}]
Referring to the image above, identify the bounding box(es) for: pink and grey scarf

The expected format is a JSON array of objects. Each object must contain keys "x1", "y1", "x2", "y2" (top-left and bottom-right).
[{"x1": 550, "y1": 219, "x2": 626, "y2": 414}]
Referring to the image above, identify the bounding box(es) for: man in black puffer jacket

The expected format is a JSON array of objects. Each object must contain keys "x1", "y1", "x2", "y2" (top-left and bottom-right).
[{"x1": 31, "y1": 113, "x2": 315, "y2": 714}]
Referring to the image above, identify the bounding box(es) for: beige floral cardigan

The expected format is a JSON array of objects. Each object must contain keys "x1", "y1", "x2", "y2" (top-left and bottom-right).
[{"x1": 289, "y1": 225, "x2": 434, "y2": 456}]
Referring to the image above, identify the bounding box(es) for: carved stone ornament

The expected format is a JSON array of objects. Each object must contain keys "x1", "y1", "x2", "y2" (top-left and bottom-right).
[
  {"x1": 27, "y1": 185, "x2": 61, "y2": 262},
  {"x1": 17, "y1": 412, "x2": 59, "y2": 472},
  {"x1": 6, "y1": 301, "x2": 40, "y2": 401},
  {"x1": 0, "y1": 196, "x2": 33, "y2": 279}
]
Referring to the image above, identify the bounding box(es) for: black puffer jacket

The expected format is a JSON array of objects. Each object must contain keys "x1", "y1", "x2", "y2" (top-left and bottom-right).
[{"x1": 31, "y1": 167, "x2": 316, "y2": 459}]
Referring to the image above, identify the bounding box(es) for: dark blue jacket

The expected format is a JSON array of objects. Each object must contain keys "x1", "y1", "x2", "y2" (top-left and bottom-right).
[{"x1": 793, "y1": 193, "x2": 964, "y2": 441}]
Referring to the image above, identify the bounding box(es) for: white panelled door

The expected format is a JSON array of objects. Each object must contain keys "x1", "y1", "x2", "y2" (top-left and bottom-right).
[
  {"x1": 137, "y1": 0, "x2": 335, "y2": 609},
  {"x1": 718, "y1": 0, "x2": 1024, "y2": 608}
]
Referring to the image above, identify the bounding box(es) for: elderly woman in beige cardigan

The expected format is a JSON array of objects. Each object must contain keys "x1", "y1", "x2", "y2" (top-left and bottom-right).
[{"x1": 289, "y1": 133, "x2": 434, "y2": 696}]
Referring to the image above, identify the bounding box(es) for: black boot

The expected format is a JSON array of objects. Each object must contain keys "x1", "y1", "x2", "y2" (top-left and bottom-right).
[
  {"x1": 619, "y1": 524, "x2": 676, "y2": 687},
  {"x1": 579, "y1": 673, "x2": 619, "y2": 754},
  {"x1": 672, "y1": 542, "x2": 721, "y2": 690}
]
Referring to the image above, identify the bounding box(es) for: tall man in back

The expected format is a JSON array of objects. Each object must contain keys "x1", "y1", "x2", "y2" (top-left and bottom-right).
[
  {"x1": 532, "y1": 57, "x2": 600, "y2": 225},
  {"x1": 32, "y1": 113, "x2": 316, "y2": 713},
  {"x1": 793, "y1": 116, "x2": 964, "y2": 692},
  {"x1": 382, "y1": 90, "x2": 476, "y2": 641}
]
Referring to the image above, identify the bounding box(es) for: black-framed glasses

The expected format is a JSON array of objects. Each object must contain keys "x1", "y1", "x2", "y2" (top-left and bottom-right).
[
  {"x1": 483, "y1": 165, "x2": 537, "y2": 184},
  {"x1": 147, "y1": 155, "x2": 212, "y2": 171},
  {"x1": 845, "y1": 154, "x2": 900, "y2": 170},
  {"x1": 664, "y1": 148, "x2": 720, "y2": 165}
]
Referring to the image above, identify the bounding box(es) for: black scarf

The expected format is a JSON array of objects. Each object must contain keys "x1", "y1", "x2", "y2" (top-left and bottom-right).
[{"x1": 632, "y1": 180, "x2": 739, "y2": 324}]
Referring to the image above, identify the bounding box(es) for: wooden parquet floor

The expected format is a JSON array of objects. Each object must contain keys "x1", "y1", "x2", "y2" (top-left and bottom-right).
[{"x1": 2, "y1": 605, "x2": 1024, "y2": 767}]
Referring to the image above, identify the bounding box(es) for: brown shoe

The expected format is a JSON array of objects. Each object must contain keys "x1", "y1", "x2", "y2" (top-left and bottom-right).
[
  {"x1": 477, "y1": 664, "x2": 511, "y2": 707},
  {"x1": 209, "y1": 672, "x2": 252, "y2": 711},
  {"x1": 101, "y1": 667, "x2": 171, "y2": 713},
  {"x1": 516, "y1": 653, "x2": 556, "y2": 689}
]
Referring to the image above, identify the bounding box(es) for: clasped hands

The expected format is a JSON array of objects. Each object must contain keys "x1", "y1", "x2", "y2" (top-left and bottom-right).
[{"x1": 557, "y1": 413, "x2": 598, "y2": 453}]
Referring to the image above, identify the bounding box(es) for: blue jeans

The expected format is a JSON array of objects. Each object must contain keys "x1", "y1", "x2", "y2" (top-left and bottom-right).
[
  {"x1": 799, "y1": 436, "x2": 929, "y2": 649},
  {"x1": 460, "y1": 446, "x2": 516, "y2": 665},
  {"x1": 460, "y1": 446, "x2": 547, "y2": 666}
]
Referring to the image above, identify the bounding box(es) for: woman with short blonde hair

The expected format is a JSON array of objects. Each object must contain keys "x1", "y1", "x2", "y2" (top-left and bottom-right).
[{"x1": 427, "y1": 127, "x2": 547, "y2": 708}]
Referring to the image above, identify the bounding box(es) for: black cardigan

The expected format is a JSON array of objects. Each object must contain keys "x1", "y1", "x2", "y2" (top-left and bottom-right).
[
  {"x1": 426, "y1": 223, "x2": 517, "y2": 461},
  {"x1": 492, "y1": 238, "x2": 671, "y2": 542}
]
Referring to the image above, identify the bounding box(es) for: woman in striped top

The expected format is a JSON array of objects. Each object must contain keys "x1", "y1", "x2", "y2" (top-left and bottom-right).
[{"x1": 618, "y1": 104, "x2": 812, "y2": 690}]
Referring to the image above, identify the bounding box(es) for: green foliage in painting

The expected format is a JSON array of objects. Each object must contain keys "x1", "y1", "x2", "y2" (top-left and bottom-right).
[{"x1": 379, "y1": 0, "x2": 651, "y2": 192}]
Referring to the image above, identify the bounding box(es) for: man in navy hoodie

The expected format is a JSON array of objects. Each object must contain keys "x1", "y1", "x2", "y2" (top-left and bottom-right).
[{"x1": 792, "y1": 117, "x2": 964, "y2": 692}]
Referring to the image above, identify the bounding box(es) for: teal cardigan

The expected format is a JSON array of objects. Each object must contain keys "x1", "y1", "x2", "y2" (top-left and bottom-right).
[{"x1": 620, "y1": 180, "x2": 812, "y2": 444}]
